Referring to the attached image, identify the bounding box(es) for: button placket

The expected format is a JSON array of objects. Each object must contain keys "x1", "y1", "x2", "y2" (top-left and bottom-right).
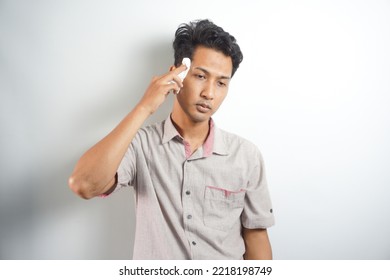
[
  {"x1": 183, "y1": 162, "x2": 194, "y2": 226},
  {"x1": 182, "y1": 160, "x2": 197, "y2": 258}
]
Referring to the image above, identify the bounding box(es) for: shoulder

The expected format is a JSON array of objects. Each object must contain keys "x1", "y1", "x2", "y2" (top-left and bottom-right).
[
  {"x1": 218, "y1": 127, "x2": 262, "y2": 157},
  {"x1": 138, "y1": 120, "x2": 164, "y2": 137},
  {"x1": 132, "y1": 120, "x2": 164, "y2": 148}
]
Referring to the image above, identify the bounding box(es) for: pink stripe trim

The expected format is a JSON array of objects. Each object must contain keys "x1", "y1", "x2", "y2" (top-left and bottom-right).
[
  {"x1": 203, "y1": 119, "x2": 215, "y2": 157},
  {"x1": 207, "y1": 186, "x2": 246, "y2": 198},
  {"x1": 183, "y1": 140, "x2": 192, "y2": 158}
]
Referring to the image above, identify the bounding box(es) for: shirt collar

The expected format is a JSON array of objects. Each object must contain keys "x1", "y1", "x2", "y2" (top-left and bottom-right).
[
  {"x1": 162, "y1": 115, "x2": 228, "y2": 157},
  {"x1": 162, "y1": 115, "x2": 180, "y2": 144}
]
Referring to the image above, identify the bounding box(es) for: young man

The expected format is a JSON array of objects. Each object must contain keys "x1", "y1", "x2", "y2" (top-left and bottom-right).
[{"x1": 69, "y1": 19, "x2": 275, "y2": 259}]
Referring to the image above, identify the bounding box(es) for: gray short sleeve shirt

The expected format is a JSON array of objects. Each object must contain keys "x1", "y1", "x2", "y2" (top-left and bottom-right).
[{"x1": 114, "y1": 116, "x2": 275, "y2": 259}]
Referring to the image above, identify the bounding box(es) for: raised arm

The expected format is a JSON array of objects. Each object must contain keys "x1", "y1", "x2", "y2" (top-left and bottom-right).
[{"x1": 68, "y1": 64, "x2": 187, "y2": 199}]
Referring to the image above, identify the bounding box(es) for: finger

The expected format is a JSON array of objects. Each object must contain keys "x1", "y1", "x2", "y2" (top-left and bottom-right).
[
  {"x1": 172, "y1": 63, "x2": 188, "y2": 75},
  {"x1": 172, "y1": 64, "x2": 189, "y2": 84},
  {"x1": 160, "y1": 64, "x2": 187, "y2": 88},
  {"x1": 164, "y1": 72, "x2": 184, "y2": 88},
  {"x1": 169, "y1": 75, "x2": 184, "y2": 88},
  {"x1": 163, "y1": 81, "x2": 181, "y2": 95}
]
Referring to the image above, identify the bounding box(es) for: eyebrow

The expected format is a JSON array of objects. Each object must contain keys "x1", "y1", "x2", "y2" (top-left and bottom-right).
[{"x1": 194, "y1": 67, "x2": 231, "y2": 80}]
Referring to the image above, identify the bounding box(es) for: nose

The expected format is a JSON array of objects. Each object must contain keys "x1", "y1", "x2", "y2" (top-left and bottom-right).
[{"x1": 200, "y1": 81, "x2": 215, "y2": 100}]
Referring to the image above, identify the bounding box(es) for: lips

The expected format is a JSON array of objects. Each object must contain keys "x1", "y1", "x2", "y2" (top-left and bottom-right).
[
  {"x1": 196, "y1": 102, "x2": 211, "y2": 109},
  {"x1": 196, "y1": 102, "x2": 212, "y2": 113}
]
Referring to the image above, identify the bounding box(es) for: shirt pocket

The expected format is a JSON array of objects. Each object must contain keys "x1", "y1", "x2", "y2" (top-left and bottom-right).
[{"x1": 203, "y1": 186, "x2": 246, "y2": 231}]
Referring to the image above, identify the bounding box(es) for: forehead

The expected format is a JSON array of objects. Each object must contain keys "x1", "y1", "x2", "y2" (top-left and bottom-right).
[{"x1": 192, "y1": 46, "x2": 233, "y2": 78}]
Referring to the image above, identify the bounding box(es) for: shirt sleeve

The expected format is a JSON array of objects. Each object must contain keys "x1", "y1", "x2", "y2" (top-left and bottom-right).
[
  {"x1": 116, "y1": 145, "x2": 136, "y2": 187},
  {"x1": 98, "y1": 142, "x2": 136, "y2": 198},
  {"x1": 110, "y1": 134, "x2": 139, "y2": 194},
  {"x1": 241, "y1": 149, "x2": 275, "y2": 229}
]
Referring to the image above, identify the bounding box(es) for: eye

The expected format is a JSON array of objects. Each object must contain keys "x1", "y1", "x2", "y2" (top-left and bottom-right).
[
  {"x1": 195, "y1": 74, "x2": 206, "y2": 80},
  {"x1": 217, "y1": 81, "x2": 226, "y2": 87}
]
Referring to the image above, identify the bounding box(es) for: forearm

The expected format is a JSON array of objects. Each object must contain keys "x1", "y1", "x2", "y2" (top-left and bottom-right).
[
  {"x1": 68, "y1": 104, "x2": 150, "y2": 199},
  {"x1": 243, "y1": 228, "x2": 273, "y2": 260}
]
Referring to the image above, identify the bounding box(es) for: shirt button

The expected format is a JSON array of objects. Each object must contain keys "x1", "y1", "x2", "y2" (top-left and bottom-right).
[
  {"x1": 186, "y1": 190, "x2": 191, "y2": 195},
  {"x1": 192, "y1": 241, "x2": 197, "y2": 246},
  {"x1": 187, "y1": 215, "x2": 192, "y2": 219}
]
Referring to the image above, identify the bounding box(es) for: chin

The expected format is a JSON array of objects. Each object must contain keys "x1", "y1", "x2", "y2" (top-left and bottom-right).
[{"x1": 189, "y1": 112, "x2": 212, "y2": 123}]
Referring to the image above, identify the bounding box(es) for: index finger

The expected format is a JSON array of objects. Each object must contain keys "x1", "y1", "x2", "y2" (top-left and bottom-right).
[{"x1": 172, "y1": 63, "x2": 188, "y2": 74}]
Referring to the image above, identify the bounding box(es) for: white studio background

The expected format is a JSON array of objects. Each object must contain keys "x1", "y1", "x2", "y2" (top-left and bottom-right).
[{"x1": 1, "y1": 0, "x2": 389, "y2": 259}]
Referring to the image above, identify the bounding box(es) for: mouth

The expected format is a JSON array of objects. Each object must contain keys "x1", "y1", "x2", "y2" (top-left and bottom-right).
[{"x1": 196, "y1": 102, "x2": 212, "y2": 113}]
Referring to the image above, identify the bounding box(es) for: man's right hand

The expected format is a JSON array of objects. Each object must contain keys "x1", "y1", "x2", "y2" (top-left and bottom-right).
[{"x1": 137, "y1": 63, "x2": 188, "y2": 115}]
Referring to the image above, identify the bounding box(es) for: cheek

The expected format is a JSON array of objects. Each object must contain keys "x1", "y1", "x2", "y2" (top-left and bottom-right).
[
  {"x1": 214, "y1": 92, "x2": 228, "y2": 109},
  {"x1": 216, "y1": 91, "x2": 228, "y2": 104},
  {"x1": 183, "y1": 78, "x2": 201, "y2": 93},
  {"x1": 178, "y1": 86, "x2": 196, "y2": 101},
  {"x1": 176, "y1": 89, "x2": 193, "y2": 108}
]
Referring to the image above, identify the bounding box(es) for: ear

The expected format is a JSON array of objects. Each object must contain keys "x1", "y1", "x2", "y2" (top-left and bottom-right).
[{"x1": 169, "y1": 65, "x2": 176, "y2": 71}]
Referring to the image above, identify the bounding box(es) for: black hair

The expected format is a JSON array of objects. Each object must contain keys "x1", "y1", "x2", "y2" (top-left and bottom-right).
[{"x1": 173, "y1": 19, "x2": 243, "y2": 77}]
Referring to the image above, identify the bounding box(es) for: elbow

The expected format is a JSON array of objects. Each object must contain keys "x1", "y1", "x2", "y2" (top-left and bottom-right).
[{"x1": 68, "y1": 174, "x2": 94, "y2": 200}]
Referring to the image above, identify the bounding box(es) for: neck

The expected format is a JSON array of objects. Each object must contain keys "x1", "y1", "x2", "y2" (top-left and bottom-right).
[
  {"x1": 171, "y1": 99, "x2": 210, "y2": 142},
  {"x1": 170, "y1": 113, "x2": 210, "y2": 142}
]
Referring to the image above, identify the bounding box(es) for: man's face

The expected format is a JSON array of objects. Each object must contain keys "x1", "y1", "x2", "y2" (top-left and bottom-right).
[{"x1": 174, "y1": 46, "x2": 233, "y2": 124}]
